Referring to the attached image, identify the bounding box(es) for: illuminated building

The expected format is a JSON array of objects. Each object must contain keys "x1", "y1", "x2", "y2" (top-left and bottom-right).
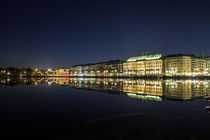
[
  {"x1": 144, "y1": 59, "x2": 164, "y2": 76},
  {"x1": 70, "y1": 63, "x2": 106, "y2": 77},
  {"x1": 165, "y1": 54, "x2": 208, "y2": 76},
  {"x1": 69, "y1": 60, "x2": 123, "y2": 77},
  {"x1": 165, "y1": 54, "x2": 193, "y2": 76},
  {"x1": 56, "y1": 68, "x2": 70, "y2": 76},
  {"x1": 33, "y1": 68, "x2": 48, "y2": 76},
  {"x1": 123, "y1": 54, "x2": 163, "y2": 77},
  {"x1": 191, "y1": 57, "x2": 206, "y2": 76},
  {"x1": 206, "y1": 57, "x2": 210, "y2": 76},
  {"x1": 65, "y1": 53, "x2": 209, "y2": 77},
  {"x1": 47, "y1": 69, "x2": 56, "y2": 76},
  {"x1": 85, "y1": 64, "x2": 102, "y2": 77},
  {"x1": 94, "y1": 63, "x2": 105, "y2": 76},
  {"x1": 81, "y1": 65, "x2": 91, "y2": 76},
  {"x1": 88, "y1": 64, "x2": 96, "y2": 76},
  {"x1": 123, "y1": 61, "x2": 139, "y2": 76},
  {"x1": 104, "y1": 60, "x2": 123, "y2": 77},
  {"x1": 69, "y1": 65, "x2": 82, "y2": 76}
]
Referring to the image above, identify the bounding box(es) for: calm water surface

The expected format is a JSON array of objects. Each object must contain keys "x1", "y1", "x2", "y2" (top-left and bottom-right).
[{"x1": 0, "y1": 78, "x2": 209, "y2": 140}]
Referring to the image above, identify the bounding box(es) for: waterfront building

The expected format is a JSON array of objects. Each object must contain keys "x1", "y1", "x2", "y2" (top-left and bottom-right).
[
  {"x1": 46, "y1": 69, "x2": 56, "y2": 76},
  {"x1": 33, "y1": 68, "x2": 41, "y2": 76},
  {"x1": 123, "y1": 61, "x2": 146, "y2": 76},
  {"x1": 144, "y1": 59, "x2": 164, "y2": 76},
  {"x1": 69, "y1": 60, "x2": 123, "y2": 77},
  {"x1": 80, "y1": 63, "x2": 105, "y2": 77},
  {"x1": 69, "y1": 65, "x2": 82, "y2": 76},
  {"x1": 86, "y1": 63, "x2": 103, "y2": 77},
  {"x1": 164, "y1": 54, "x2": 193, "y2": 76},
  {"x1": 165, "y1": 54, "x2": 208, "y2": 77},
  {"x1": 69, "y1": 64, "x2": 93, "y2": 77},
  {"x1": 81, "y1": 64, "x2": 90, "y2": 76},
  {"x1": 104, "y1": 60, "x2": 123, "y2": 77},
  {"x1": 123, "y1": 54, "x2": 163, "y2": 77},
  {"x1": 88, "y1": 64, "x2": 96, "y2": 76},
  {"x1": 94, "y1": 62, "x2": 105, "y2": 76},
  {"x1": 123, "y1": 61, "x2": 139, "y2": 77},
  {"x1": 206, "y1": 57, "x2": 210, "y2": 76},
  {"x1": 191, "y1": 57, "x2": 207, "y2": 76},
  {"x1": 56, "y1": 68, "x2": 70, "y2": 76},
  {"x1": 33, "y1": 69, "x2": 48, "y2": 76},
  {"x1": 59, "y1": 53, "x2": 209, "y2": 77}
]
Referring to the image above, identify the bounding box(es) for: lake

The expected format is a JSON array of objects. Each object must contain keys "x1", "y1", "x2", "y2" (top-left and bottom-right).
[{"x1": 0, "y1": 77, "x2": 209, "y2": 140}]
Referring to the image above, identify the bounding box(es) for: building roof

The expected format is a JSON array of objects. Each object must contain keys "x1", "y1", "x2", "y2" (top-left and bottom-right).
[
  {"x1": 165, "y1": 54, "x2": 196, "y2": 58},
  {"x1": 127, "y1": 54, "x2": 163, "y2": 62},
  {"x1": 71, "y1": 59, "x2": 123, "y2": 67},
  {"x1": 105, "y1": 60, "x2": 123, "y2": 65}
]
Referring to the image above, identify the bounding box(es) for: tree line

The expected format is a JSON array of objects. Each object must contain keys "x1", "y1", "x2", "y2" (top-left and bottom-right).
[{"x1": 0, "y1": 67, "x2": 33, "y2": 77}]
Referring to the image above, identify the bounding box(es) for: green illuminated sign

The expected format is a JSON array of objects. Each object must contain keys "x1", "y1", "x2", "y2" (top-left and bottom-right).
[{"x1": 127, "y1": 54, "x2": 162, "y2": 62}]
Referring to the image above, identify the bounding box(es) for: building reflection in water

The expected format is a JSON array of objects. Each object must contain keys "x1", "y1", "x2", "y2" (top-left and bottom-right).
[
  {"x1": 1, "y1": 77, "x2": 209, "y2": 101},
  {"x1": 68, "y1": 78, "x2": 209, "y2": 100}
]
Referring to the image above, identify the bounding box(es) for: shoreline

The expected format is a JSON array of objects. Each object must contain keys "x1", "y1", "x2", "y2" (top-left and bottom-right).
[{"x1": 1, "y1": 75, "x2": 210, "y2": 80}]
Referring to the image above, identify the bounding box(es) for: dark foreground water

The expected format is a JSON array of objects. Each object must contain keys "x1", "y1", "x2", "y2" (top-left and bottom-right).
[{"x1": 0, "y1": 78, "x2": 209, "y2": 140}]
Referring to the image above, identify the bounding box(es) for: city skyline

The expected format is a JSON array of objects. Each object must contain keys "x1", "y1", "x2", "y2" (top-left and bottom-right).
[
  {"x1": 0, "y1": 52, "x2": 208, "y2": 70},
  {"x1": 1, "y1": 0, "x2": 210, "y2": 69},
  {"x1": 0, "y1": 1, "x2": 209, "y2": 138}
]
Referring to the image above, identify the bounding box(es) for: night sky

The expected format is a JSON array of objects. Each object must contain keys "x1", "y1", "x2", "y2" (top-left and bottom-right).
[{"x1": 0, "y1": 0, "x2": 210, "y2": 69}]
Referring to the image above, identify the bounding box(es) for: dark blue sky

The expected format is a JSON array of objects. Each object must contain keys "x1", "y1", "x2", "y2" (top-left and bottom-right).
[{"x1": 0, "y1": 0, "x2": 210, "y2": 69}]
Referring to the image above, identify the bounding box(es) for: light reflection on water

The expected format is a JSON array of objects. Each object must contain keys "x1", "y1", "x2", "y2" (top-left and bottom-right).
[
  {"x1": 1, "y1": 77, "x2": 208, "y2": 100},
  {"x1": 0, "y1": 77, "x2": 209, "y2": 139}
]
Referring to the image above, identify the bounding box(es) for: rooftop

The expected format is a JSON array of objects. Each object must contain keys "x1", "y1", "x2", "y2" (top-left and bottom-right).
[
  {"x1": 127, "y1": 54, "x2": 163, "y2": 62},
  {"x1": 165, "y1": 54, "x2": 196, "y2": 58}
]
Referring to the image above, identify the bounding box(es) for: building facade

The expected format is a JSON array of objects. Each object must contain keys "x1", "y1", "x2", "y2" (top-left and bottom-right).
[
  {"x1": 191, "y1": 57, "x2": 206, "y2": 76},
  {"x1": 144, "y1": 59, "x2": 164, "y2": 76},
  {"x1": 56, "y1": 53, "x2": 210, "y2": 77},
  {"x1": 165, "y1": 54, "x2": 208, "y2": 77},
  {"x1": 123, "y1": 54, "x2": 163, "y2": 77},
  {"x1": 104, "y1": 60, "x2": 123, "y2": 77},
  {"x1": 56, "y1": 69, "x2": 69, "y2": 76},
  {"x1": 206, "y1": 57, "x2": 210, "y2": 76},
  {"x1": 164, "y1": 55, "x2": 193, "y2": 76}
]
